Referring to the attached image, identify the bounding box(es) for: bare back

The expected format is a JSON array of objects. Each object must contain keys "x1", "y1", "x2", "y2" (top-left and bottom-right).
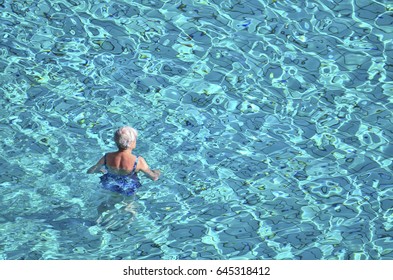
[{"x1": 105, "y1": 151, "x2": 138, "y2": 175}]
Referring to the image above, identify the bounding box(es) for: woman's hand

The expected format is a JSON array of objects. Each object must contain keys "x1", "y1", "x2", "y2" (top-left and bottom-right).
[{"x1": 151, "y1": 169, "x2": 161, "y2": 181}]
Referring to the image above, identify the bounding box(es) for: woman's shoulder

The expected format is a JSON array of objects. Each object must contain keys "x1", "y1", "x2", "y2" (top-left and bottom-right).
[
  {"x1": 135, "y1": 155, "x2": 145, "y2": 161},
  {"x1": 107, "y1": 151, "x2": 120, "y2": 155},
  {"x1": 135, "y1": 156, "x2": 148, "y2": 168}
]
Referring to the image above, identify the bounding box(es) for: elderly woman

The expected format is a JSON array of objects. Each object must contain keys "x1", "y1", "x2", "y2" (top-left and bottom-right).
[{"x1": 87, "y1": 126, "x2": 160, "y2": 196}]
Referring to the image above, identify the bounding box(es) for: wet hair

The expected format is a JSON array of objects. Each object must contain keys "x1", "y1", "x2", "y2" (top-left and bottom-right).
[{"x1": 114, "y1": 126, "x2": 138, "y2": 150}]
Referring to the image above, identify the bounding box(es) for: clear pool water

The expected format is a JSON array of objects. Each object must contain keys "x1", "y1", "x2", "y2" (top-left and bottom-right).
[{"x1": 1, "y1": 0, "x2": 392, "y2": 260}]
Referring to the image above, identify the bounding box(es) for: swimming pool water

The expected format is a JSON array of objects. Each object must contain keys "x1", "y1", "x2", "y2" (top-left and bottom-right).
[{"x1": 0, "y1": 0, "x2": 392, "y2": 260}]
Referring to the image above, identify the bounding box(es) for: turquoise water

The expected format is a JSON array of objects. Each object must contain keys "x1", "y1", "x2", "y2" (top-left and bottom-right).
[{"x1": 1, "y1": 0, "x2": 392, "y2": 260}]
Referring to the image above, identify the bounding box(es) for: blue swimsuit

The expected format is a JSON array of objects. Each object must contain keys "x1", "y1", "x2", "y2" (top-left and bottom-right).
[{"x1": 100, "y1": 154, "x2": 142, "y2": 196}]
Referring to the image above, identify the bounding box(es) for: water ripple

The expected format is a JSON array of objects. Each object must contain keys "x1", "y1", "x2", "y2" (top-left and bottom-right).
[{"x1": 0, "y1": 0, "x2": 392, "y2": 260}]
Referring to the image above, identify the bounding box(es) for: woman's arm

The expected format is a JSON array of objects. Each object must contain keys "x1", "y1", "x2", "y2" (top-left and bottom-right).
[
  {"x1": 87, "y1": 156, "x2": 105, "y2": 174},
  {"x1": 138, "y1": 156, "x2": 160, "y2": 181}
]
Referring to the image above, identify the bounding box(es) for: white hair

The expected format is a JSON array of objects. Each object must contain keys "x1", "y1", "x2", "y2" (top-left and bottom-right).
[{"x1": 114, "y1": 126, "x2": 138, "y2": 150}]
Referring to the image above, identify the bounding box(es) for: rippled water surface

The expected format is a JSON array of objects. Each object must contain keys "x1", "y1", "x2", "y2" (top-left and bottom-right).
[{"x1": 1, "y1": 0, "x2": 393, "y2": 260}]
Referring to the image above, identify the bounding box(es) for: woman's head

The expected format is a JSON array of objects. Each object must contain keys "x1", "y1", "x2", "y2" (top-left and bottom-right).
[{"x1": 114, "y1": 126, "x2": 138, "y2": 150}]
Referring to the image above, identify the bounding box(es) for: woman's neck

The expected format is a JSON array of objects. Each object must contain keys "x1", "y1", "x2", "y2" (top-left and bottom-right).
[{"x1": 118, "y1": 148, "x2": 133, "y2": 153}]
